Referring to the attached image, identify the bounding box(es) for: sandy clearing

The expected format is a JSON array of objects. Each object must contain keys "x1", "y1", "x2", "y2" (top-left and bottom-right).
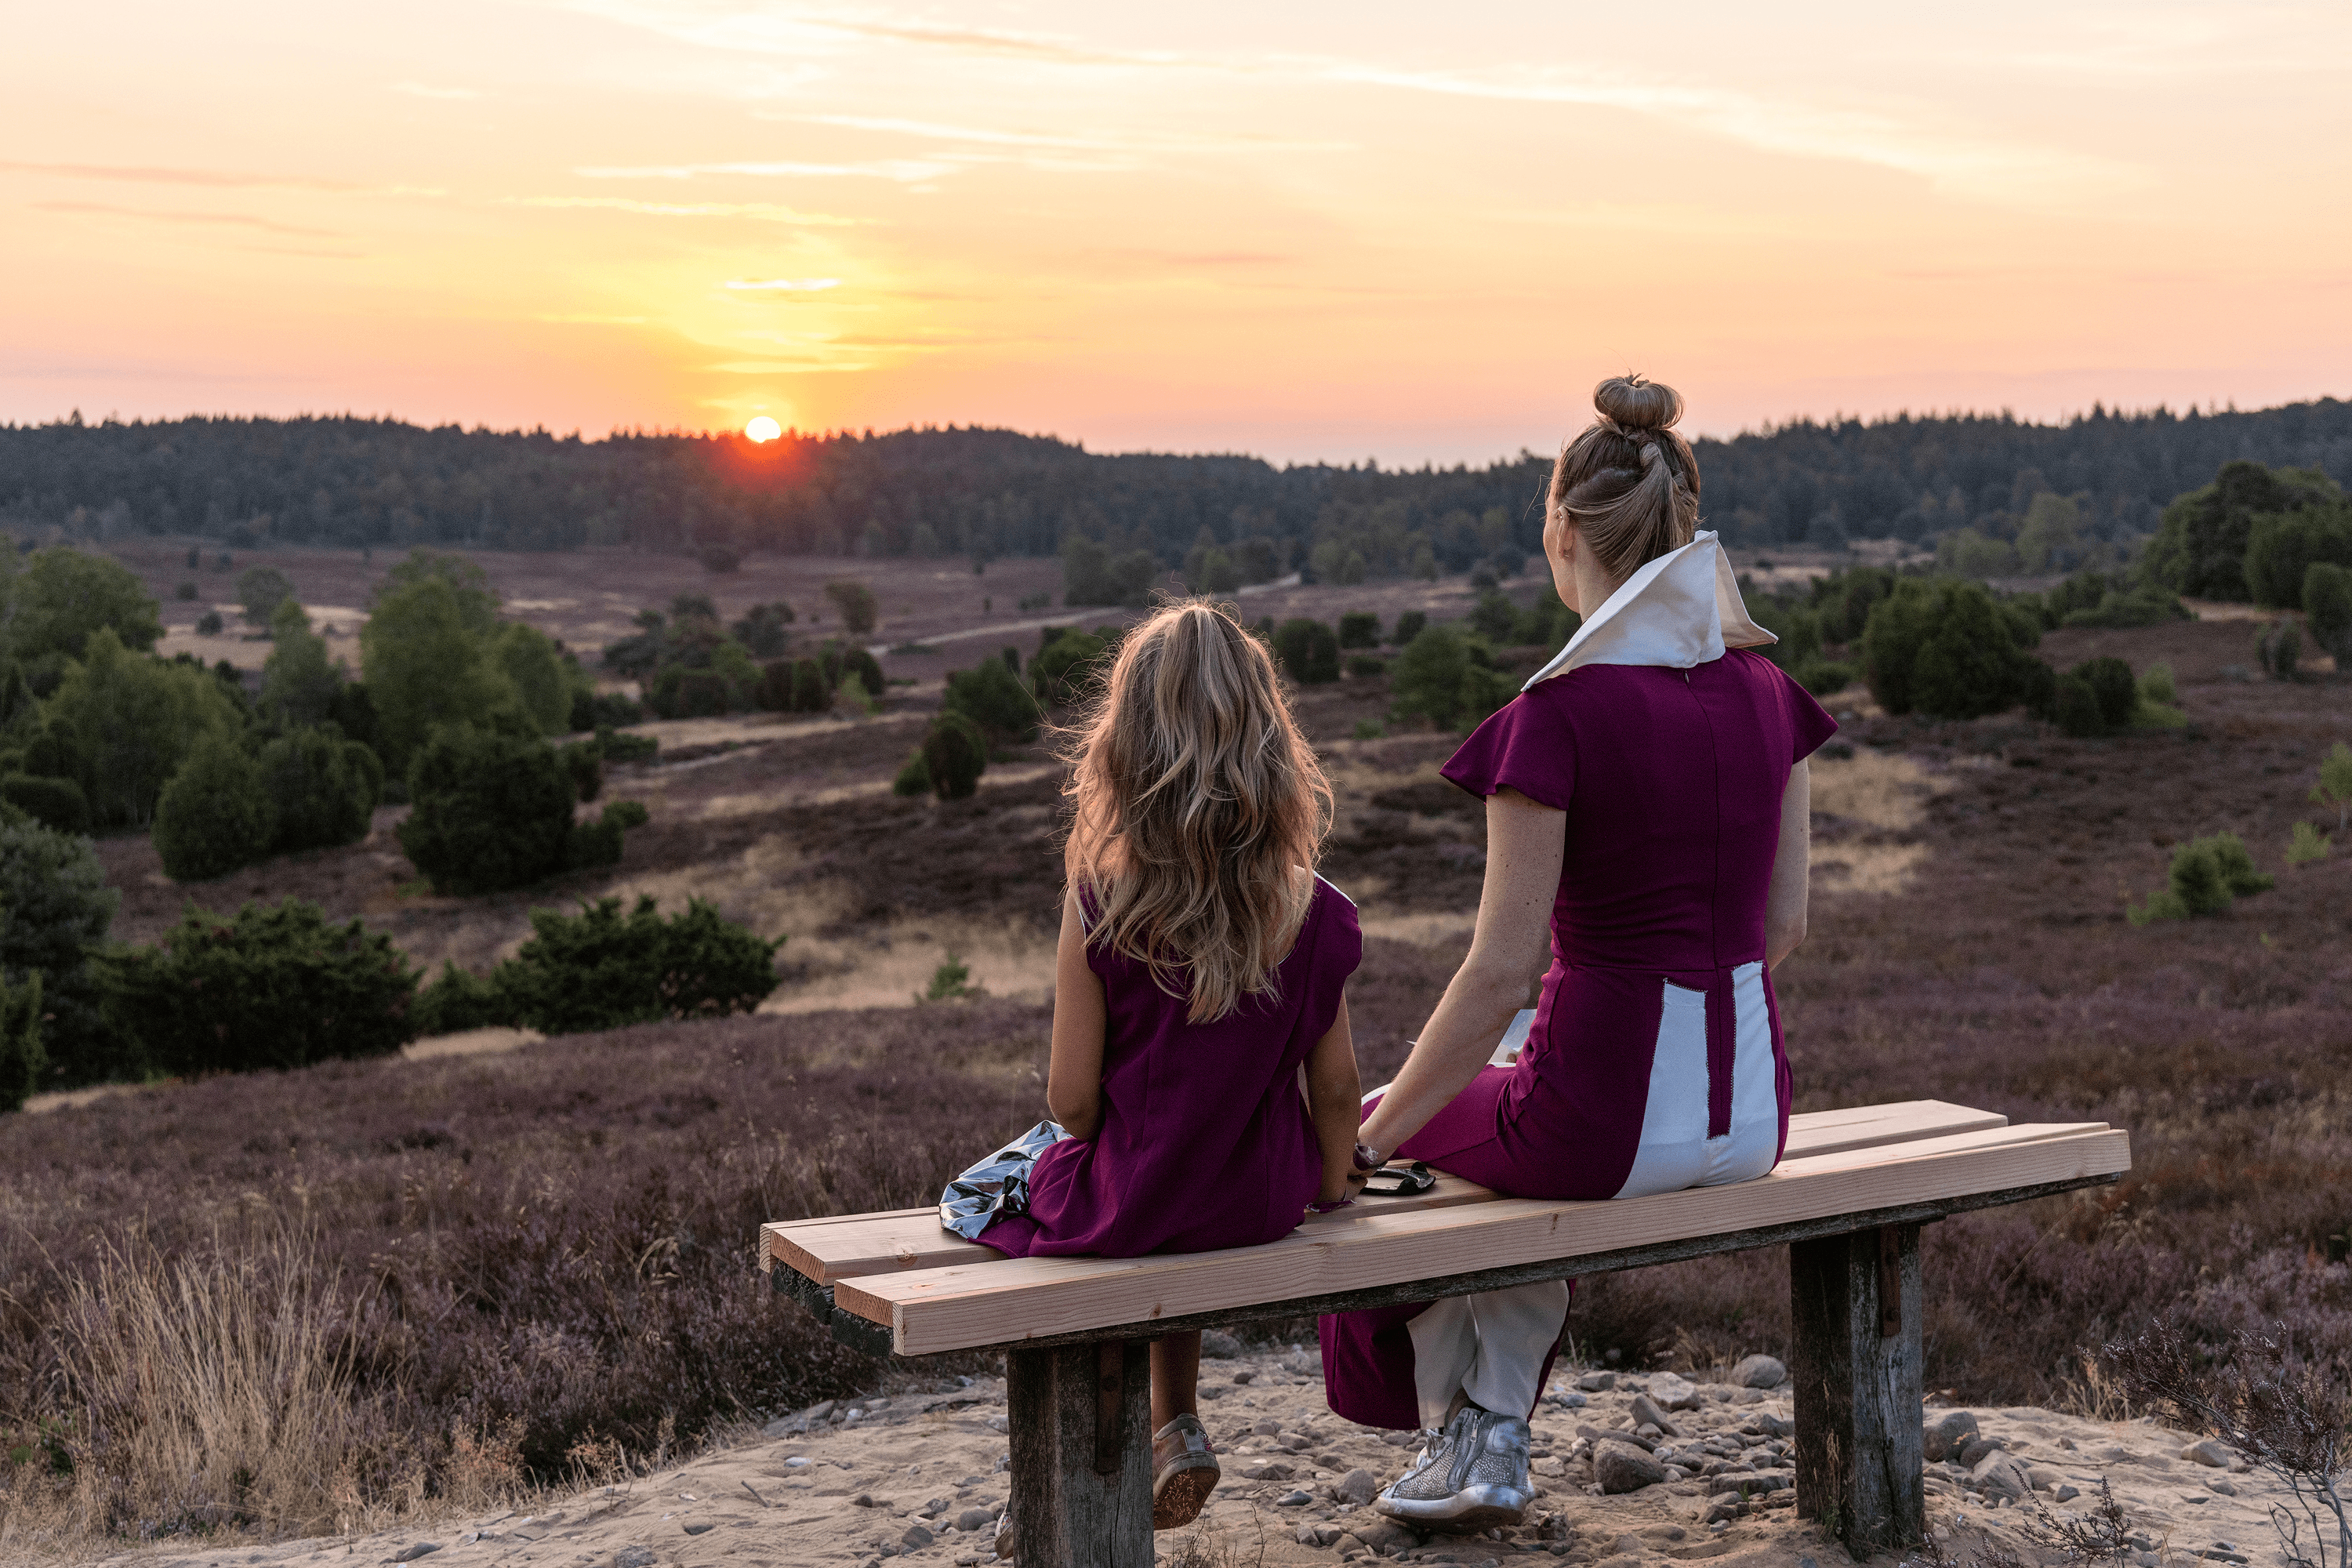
[{"x1": 71, "y1": 1348, "x2": 2293, "y2": 1568}]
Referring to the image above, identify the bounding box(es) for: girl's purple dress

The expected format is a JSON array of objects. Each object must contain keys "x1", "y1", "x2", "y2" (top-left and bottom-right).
[
  {"x1": 983, "y1": 876, "x2": 1363, "y2": 1259},
  {"x1": 1321, "y1": 536, "x2": 1837, "y2": 1428}
]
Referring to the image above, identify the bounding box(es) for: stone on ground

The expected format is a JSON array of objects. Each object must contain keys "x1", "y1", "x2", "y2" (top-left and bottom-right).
[
  {"x1": 1595, "y1": 1439, "x2": 1668, "y2": 1494},
  {"x1": 1731, "y1": 1354, "x2": 1786, "y2": 1388}
]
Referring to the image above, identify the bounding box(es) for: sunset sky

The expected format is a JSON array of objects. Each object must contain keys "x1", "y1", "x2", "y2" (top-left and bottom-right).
[{"x1": 5, "y1": 2, "x2": 2349, "y2": 462}]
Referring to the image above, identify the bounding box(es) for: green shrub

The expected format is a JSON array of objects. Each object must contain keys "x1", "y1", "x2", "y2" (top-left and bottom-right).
[
  {"x1": 2080, "y1": 657, "x2": 2138, "y2": 732},
  {"x1": 0, "y1": 822, "x2": 120, "y2": 1088},
  {"x1": 2053, "y1": 673, "x2": 2105, "y2": 739},
  {"x1": 650, "y1": 666, "x2": 733, "y2": 718},
  {"x1": 1467, "y1": 593, "x2": 1519, "y2": 644},
  {"x1": 2254, "y1": 619, "x2": 2301, "y2": 681},
  {"x1": 942, "y1": 657, "x2": 1038, "y2": 742},
  {"x1": 1032, "y1": 630, "x2": 1110, "y2": 707},
  {"x1": 484, "y1": 896, "x2": 779, "y2": 1035},
  {"x1": 359, "y1": 553, "x2": 524, "y2": 775},
  {"x1": 2129, "y1": 832, "x2": 2273, "y2": 924},
  {"x1": 2305, "y1": 562, "x2": 2352, "y2": 663},
  {"x1": 790, "y1": 657, "x2": 829, "y2": 713},
  {"x1": 917, "y1": 952, "x2": 982, "y2": 1004},
  {"x1": 101, "y1": 898, "x2": 418, "y2": 1075},
  {"x1": 921, "y1": 712, "x2": 988, "y2": 800},
  {"x1": 730, "y1": 601, "x2": 795, "y2": 658},
  {"x1": 1392, "y1": 611, "x2": 1428, "y2": 646},
  {"x1": 821, "y1": 644, "x2": 885, "y2": 700},
  {"x1": 174, "y1": 581, "x2": 198, "y2": 601},
  {"x1": 1860, "y1": 579, "x2": 2040, "y2": 719},
  {"x1": 0, "y1": 971, "x2": 42, "y2": 1114},
  {"x1": 2314, "y1": 742, "x2": 2352, "y2": 833},
  {"x1": 1272, "y1": 619, "x2": 1341, "y2": 684},
  {"x1": 259, "y1": 599, "x2": 343, "y2": 726},
  {"x1": 398, "y1": 723, "x2": 578, "y2": 895},
  {"x1": 0, "y1": 774, "x2": 90, "y2": 834},
  {"x1": 892, "y1": 750, "x2": 932, "y2": 797},
  {"x1": 1338, "y1": 612, "x2": 1381, "y2": 649},
  {"x1": 153, "y1": 733, "x2": 276, "y2": 881},
  {"x1": 1352, "y1": 719, "x2": 1386, "y2": 740},
  {"x1": 259, "y1": 726, "x2": 380, "y2": 853},
  {"x1": 494, "y1": 622, "x2": 575, "y2": 735},
  {"x1": 2139, "y1": 662, "x2": 2176, "y2": 706},
  {"x1": 10, "y1": 546, "x2": 163, "y2": 660},
  {"x1": 2285, "y1": 820, "x2": 2330, "y2": 867},
  {"x1": 1346, "y1": 654, "x2": 1387, "y2": 678},
  {"x1": 835, "y1": 672, "x2": 877, "y2": 717},
  {"x1": 196, "y1": 610, "x2": 224, "y2": 635},
  {"x1": 2244, "y1": 501, "x2": 2352, "y2": 608},
  {"x1": 412, "y1": 960, "x2": 513, "y2": 1036}
]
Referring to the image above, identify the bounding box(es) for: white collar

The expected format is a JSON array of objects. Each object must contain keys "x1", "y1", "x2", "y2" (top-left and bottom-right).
[{"x1": 1522, "y1": 531, "x2": 1776, "y2": 690}]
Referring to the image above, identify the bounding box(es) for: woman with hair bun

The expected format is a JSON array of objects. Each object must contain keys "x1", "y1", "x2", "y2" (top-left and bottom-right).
[{"x1": 1320, "y1": 376, "x2": 1837, "y2": 1533}]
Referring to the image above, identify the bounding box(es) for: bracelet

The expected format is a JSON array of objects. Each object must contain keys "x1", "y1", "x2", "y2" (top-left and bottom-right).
[
  {"x1": 1352, "y1": 1142, "x2": 1385, "y2": 1174},
  {"x1": 1306, "y1": 1196, "x2": 1356, "y2": 1214}
]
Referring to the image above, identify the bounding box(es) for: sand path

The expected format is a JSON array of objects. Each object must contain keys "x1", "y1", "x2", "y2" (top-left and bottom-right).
[{"x1": 81, "y1": 1348, "x2": 2288, "y2": 1568}]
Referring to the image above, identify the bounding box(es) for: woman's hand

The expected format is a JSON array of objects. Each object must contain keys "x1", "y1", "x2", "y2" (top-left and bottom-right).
[{"x1": 1356, "y1": 787, "x2": 1563, "y2": 1160}]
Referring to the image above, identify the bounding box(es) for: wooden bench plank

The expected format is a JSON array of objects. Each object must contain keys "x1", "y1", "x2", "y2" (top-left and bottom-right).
[
  {"x1": 839, "y1": 1123, "x2": 2126, "y2": 1354},
  {"x1": 764, "y1": 1098, "x2": 2011, "y2": 1286}
]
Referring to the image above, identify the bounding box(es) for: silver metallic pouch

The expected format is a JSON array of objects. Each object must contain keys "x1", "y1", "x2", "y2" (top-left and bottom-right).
[{"x1": 938, "y1": 1120, "x2": 1069, "y2": 1241}]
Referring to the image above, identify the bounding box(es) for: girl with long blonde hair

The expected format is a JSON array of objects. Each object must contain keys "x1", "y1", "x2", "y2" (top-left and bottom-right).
[{"x1": 938, "y1": 599, "x2": 1366, "y2": 1533}]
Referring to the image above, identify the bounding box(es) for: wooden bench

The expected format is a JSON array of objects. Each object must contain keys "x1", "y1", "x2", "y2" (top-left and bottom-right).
[{"x1": 762, "y1": 1100, "x2": 2129, "y2": 1567}]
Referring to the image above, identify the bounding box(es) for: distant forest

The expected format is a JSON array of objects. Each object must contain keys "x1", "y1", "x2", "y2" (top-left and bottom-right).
[{"x1": 3, "y1": 399, "x2": 2347, "y2": 579}]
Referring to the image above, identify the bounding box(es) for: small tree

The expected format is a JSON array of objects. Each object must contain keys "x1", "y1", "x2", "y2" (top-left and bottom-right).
[
  {"x1": 153, "y1": 732, "x2": 277, "y2": 880},
  {"x1": 397, "y1": 723, "x2": 578, "y2": 895},
  {"x1": 2313, "y1": 742, "x2": 2352, "y2": 833},
  {"x1": 484, "y1": 895, "x2": 780, "y2": 1035},
  {"x1": 1392, "y1": 610, "x2": 1428, "y2": 646},
  {"x1": 731, "y1": 601, "x2": 795, "y2": 658},
  {"x1": 8, "y1": 546, "x2": 163, "y2": 660},
  {"x1": 493, "y1": 622, "x2": 573, "y2": 735},
  {"x1": 44, "y1": 628, "x2": 243, "y2": 827},
  {"x1": 2129, "y1": 832, "x2": 2274, "y2": 924},
  {"x1": 2257, "y1": 619, "x2": 2303, "y2": 680},
  {"x1": 824, "y1": 579, "x2": 879, "y2": 636},
  {"x1": 1032, "y1": 630, "x2": 1109, "y2": 707},
  {"x1": 921, "y1": 712, "x2": 988, "y2": 800},
  {"x1": 1272, "y1": 619, "x2": 1341, "y2": 684},
  {"x1": 236, "y1": 564, "x2": 296, "y2": 629},
  {"x1": 260, "y1": 599, "x2": 342, "y2": 725},
  {"x1": 1338, "y1": 612, "x2": 1382, "y2": 650},
  {"x1": 0, "y1": 822, "x2": 120, "y2": 1087}
]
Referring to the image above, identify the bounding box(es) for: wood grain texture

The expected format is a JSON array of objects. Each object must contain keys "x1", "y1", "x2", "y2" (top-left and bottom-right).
[
  {"x1": 1791, "y1": 1225, "x2": 1926, "y2": 1552},
  {"x1": 841, "y1": 1123, "x2": 2128, "y2": 1355},
  {"x1": 1006, "y1": 1341, "x2": 1153, "y2": 1567},
  {"x1": 764, "y1": 1099, "x2": 2011, "y2": 1286}
]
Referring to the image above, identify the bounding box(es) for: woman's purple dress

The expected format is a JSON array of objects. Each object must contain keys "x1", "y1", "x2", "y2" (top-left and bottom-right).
[
  {"x1": 1321, "y1": 640, "x2": 1836, "y2": 1428},
  {"x1": 983, "y1": 876, "x2": 1363, "y2": 1259}
]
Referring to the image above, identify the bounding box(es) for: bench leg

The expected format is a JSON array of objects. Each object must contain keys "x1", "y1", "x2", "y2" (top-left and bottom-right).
[
  {"x1": 1789, "y1": 1223, "x2": 1924, "y2": 1555},
  {"x1": 1005, "y1": 1339, "x2": 1153, "y2": 1567}
]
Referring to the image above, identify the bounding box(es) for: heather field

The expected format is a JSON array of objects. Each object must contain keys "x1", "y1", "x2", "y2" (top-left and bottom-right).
[{"x1": 3, "y1": 603, "x2": 2350, "y2": 1554}]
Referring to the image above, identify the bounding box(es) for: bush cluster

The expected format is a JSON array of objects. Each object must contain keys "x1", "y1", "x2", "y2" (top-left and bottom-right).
[
  {"x1": 942, "y1": 657, "x2": 1037, "y2": 743},
  {"x1": 151, "y1": 724, "x2": 383, "y2": 881},
  {"x1": 0, "y1": 821, "x2": 123, "y2": 1089},
  {"x1": 397, "y1": 723, "x2": 649, "y2": 895},
  {"x1": 1389, "y1": 624, "x2": 1517, "y2": 731},
  {"x1": 1031, "y1": 626, "x2": 1112, "y2": 707},
  {"x1": 99, "y1": 899, "x2": 419, "y2": 1076},
  {"x1": 2141, "y1": 459, "x2": 2344, "y2": 603},
  {"x1": 1272, "y1": 618, "x2": 1341, "y2": 684},
  {"x1": 412, "y1": 896, "x2": 779, "y2": 1038},
  {"x1": 1859, "y1": 578, "x2": 2044, "y2": 720},
  {"x1": 2128, "y1": 833, "x2": 2275, "y2": 925}
]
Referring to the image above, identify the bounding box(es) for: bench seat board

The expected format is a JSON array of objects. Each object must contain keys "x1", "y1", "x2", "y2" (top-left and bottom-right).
[
  {"x1": 836, "y1": 1122, "x2": 2126, "y2": 1356},
  {"x1": 764, "y1": 1098, "x2": 2012, "y2": 1287}
]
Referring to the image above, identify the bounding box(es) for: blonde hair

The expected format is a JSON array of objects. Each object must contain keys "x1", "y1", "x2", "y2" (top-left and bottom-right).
[
  {"x1": 1548, "y1": 375, "x2": 1703, "y2": 583},
  {"x1": 1062, "y1": 600, "x2": 1334, "y2": 1024}
]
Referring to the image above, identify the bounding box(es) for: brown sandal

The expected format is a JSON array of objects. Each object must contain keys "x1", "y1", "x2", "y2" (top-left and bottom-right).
[{"x1": 1152, "y1": 1414, "x2": 1220, "y2": 1529}]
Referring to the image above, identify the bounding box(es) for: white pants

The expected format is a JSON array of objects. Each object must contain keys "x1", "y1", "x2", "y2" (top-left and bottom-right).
[{"x1": 1405, "y1": 1280, "x2": 1571, "y2": 1431}]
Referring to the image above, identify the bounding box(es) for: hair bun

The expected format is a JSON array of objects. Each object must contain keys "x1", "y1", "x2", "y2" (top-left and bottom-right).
[{"x1": 1593, "y1": 375, "x2": 1683, "y2": 434}]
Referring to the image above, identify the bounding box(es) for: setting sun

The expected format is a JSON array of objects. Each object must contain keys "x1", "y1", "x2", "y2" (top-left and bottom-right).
[{"x1": 744, "y1": 416, "x2": 782, "y2": 444}]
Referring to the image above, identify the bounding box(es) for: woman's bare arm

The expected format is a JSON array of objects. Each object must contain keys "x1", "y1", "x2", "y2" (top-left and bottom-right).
[
  {"x1": 1302, "y1": 994, "x2": 1363, "y2": 1203},
  {"x1": 1355, "y1": 787, "x2": 1563, "y2": 1168},
  {"x1": 1046, "y1": 887, "x2": 1109, "y2": 1139},
  {"x1": 1764, "y1": 759, "x2": 1811, "y2": 971}
]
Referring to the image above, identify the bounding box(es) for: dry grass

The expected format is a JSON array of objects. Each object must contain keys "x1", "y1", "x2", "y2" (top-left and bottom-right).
[{"x1": 1809, "y1": 747, "x2": 1953, "y2": 832}]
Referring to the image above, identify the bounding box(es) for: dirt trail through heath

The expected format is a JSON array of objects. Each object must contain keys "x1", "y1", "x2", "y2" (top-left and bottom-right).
[{"x1": 83, "y1": 1349, "x2": 2288, "y2": 1568}]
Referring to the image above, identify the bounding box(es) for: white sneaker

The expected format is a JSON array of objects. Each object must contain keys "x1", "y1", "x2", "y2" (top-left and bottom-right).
[{"x1": 1373, "y1": 1404, "x2": 1534, "y2": 1534}]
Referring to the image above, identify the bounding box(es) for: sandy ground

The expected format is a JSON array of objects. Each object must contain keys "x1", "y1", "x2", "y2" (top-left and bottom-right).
[{"x1": 79, "y1": 1348, "x2": 2290, "y2": 1568}]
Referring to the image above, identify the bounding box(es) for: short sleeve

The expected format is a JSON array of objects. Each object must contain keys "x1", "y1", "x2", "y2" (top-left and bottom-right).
[
  {"x1": 1439, "y1": 688, "x2": 1577, "y2": 811},
  {"x1": 1775, "y1": 664, "x2": 1841, "y2": 765}
]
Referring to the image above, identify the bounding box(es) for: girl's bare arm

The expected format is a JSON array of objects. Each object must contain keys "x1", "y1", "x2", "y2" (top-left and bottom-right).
[
  {"x1": 1046, "y1": 887, "x2": 1109, "y2": 1139},
  {"x1": 1301, "y1": 994, "x2": 1362, "y2": 1203},
  {"x1": 1355, "y1": 787, "x2": 1562, "y2": 1167},
  {"x1": 1765, "y1": 760, "x2": 1811, "y2": 970}
]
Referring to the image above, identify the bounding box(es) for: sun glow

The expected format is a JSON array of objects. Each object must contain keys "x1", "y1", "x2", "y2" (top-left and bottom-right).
[{"x1": 744, "y1": 416, "x2": 782, "y2": 443}]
